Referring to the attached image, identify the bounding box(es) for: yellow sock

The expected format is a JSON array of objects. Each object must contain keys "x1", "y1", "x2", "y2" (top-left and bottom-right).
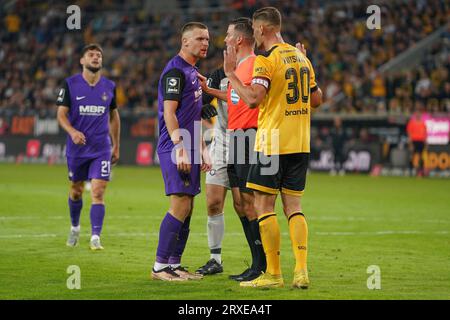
[
  {"x1": 288, "y1": 212, "x2": 308, "y2": 272},
  {"x1": 258, "y1": 212, "x2": 281, "y2": 275}
]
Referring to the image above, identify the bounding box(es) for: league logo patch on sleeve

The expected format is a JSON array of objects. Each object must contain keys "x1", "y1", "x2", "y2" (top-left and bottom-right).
[
  {"x1": 166, "y1": 77, "x2": 181, "y2": 94},
  {"x1": 255, "y1": 67, "x2": 267, "y2": 75},
  {"x1": 57, "y1": 88, "x2": 65, "y2": 103}
]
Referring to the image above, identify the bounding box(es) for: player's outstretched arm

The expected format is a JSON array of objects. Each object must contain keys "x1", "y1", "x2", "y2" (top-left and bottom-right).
[
  {"x1": 56, "y1": 106, "x2": 86, "y2": 145},
  {"x1": 198, "y1": 73, "x2": 227, "y2": 102},
  {"x1": 109, "y1": 109, "x2": 121, "y2": 164}
]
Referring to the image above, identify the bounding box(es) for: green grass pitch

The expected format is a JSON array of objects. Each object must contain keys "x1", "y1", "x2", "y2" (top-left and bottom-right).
[{"x1": 0, "y1": 163, "x2": 449, "y2": 300}]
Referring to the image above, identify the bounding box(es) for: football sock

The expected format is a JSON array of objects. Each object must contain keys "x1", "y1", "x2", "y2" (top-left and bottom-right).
[
  {"x1": 156, "y1": 212, "x2": 183, "y2": 264},
  {"x1": 288, "y1": 212, "x2": 308, "y2": 272},
  {"x1": 153, "y1": 262, "x2": 169, "y2": 272},
  {"x1": 258, "y1": 212, "x2": 281, "y2": 275},
  {"x1": 90, "y1": 234, "x2": 99, "y2": 241},
  {"x1": 239, "y1": 216, "x2": 257, "y2": 269},
  {"x1": 90, "y1": 204, "x2": 105, "y2": 236},
  {"x1": 210, "y1": 253, "x2": 221, "y2": 264},
  {"x1": 68, "y1": 197, "x2": 82, "y2": 227},
  {"x1": 249, "y1": 218, "x2": 266, "y2": 272},
  {"x1": 169, "y1": 216, "x2": 191, "y2": 266},
  {"x1": 207, "y1": 213, "x2": 224, "y2": 264}
]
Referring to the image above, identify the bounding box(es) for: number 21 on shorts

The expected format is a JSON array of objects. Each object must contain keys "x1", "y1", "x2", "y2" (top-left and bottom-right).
[{"x1": 101, "y1": 160, "x2": 111, "y2": 177}]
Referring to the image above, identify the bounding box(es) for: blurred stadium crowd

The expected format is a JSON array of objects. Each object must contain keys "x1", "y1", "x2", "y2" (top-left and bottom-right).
[{"x1": 0, "y1": 0, "x2": 449, "y2": 117}]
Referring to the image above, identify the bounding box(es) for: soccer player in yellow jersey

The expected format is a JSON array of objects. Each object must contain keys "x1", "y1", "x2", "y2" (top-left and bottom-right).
[{"x1": 223, "y1": 7, "x2": 323, "y2": 289}]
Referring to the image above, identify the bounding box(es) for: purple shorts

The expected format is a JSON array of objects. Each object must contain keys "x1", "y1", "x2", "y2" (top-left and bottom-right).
[
  {"x1": 67, "y1": 153, "x2": 111, "y2": 182},
  {"x1": 158, "y1": 151, "x2": 201, "y2": 196}
]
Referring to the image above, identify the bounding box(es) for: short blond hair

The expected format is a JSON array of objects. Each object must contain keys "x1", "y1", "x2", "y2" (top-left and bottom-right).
[
  {"x1": 253, "y1": 7, "x2": 281, "y2": 28},
  {"x1": 181, "y1": 22, "x2": 208, "y2": 36}
]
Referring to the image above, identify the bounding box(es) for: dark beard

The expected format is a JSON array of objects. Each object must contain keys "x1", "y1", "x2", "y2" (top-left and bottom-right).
[{"x1": 86, "y1": 65, "x2": 102, "y2": 73}]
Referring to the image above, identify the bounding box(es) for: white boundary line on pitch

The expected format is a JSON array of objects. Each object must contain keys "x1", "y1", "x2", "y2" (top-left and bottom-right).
[
  {"x1": 1, "y1": 215, "x2": 449, "y2": 224},
  {"x1": 0, "y1": 230, "x2": 448, "y2": 239}
]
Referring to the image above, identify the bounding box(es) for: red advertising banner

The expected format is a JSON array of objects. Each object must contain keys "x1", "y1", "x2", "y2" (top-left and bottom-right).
[
  {"x1": 26, "y1": 139, "x2": 41, "y2": 158},
  {"x1": 136, "y1": 142, "x2": 154, "y2": 166}
]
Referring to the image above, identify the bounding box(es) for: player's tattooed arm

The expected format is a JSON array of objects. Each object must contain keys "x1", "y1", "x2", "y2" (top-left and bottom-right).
[{"x1": 56, "y1": 106, "x2": 86, "y2": 145}]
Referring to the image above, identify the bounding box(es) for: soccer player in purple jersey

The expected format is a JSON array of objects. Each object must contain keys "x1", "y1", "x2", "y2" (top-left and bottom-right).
[
  {"x1": 56, "y1": 44, "x2": 121, "y2": 251},
  {"x1": 152, "y1": 22, "x2": 212, "y2": 281}
]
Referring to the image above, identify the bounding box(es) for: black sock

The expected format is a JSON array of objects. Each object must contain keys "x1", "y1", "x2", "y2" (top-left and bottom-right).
[
  {"x1": 240, "y1": 216, "x2": 256, "y2": 270},
  {"x1": 249, "y1": 219, "x2": 266, "y2": 272}
]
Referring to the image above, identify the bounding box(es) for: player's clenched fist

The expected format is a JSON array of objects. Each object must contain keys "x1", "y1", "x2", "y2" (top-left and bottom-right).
[{"x1": 70, "y1": 130, "x2": 86, "y2": 145}]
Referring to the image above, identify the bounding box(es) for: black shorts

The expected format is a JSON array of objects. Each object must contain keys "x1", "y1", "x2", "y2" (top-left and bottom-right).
[
  {"x1": 412, "y1": 141, "x2": 425, "y2": 154},
  {"x1": 227, "y1": 128, "x2": 257, "y2": 193},
  {"x1": 246, "y1": 152, "x2": 309, "y2": 196}
]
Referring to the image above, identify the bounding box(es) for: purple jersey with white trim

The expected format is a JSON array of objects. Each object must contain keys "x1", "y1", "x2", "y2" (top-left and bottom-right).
[
  {"x1": 157, "y1": 55, "x2": 203, "y2": 154},
  {"x1": 56, "y1": 74, "x2": 117, "y2": 158}
]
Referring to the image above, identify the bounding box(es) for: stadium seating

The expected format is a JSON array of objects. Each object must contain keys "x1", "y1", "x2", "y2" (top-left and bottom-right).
[{"x1": 0, "y1": 0, "x2": 448, "y2": 116}]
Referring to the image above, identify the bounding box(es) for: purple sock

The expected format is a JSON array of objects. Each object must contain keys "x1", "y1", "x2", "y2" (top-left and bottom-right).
[
  {"x1": 156, "y1": 212, "x2": 183, "y2": 264},
  {"x1": 169, "y1": 216, "x2": 191, "y2": 265},
  {"x1": 68, "y1": 198, "x2": 83, "y2": 227},
  {"x1": 90, "y1": 204, "x2": 105, "y2": 236}
]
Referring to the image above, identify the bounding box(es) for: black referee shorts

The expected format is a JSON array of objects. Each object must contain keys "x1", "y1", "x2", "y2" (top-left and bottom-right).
[
  {"x1": 412, "y1": 141, "x2": 425, "y2": 154},
  {"x1": 227, "y1": 128, "x2": 257, "y2": 193}
]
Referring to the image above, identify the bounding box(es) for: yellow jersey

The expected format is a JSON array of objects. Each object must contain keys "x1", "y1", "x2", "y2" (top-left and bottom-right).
[{"x1": 252, "y1": 43, "x2": 317, "y2": 155}]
